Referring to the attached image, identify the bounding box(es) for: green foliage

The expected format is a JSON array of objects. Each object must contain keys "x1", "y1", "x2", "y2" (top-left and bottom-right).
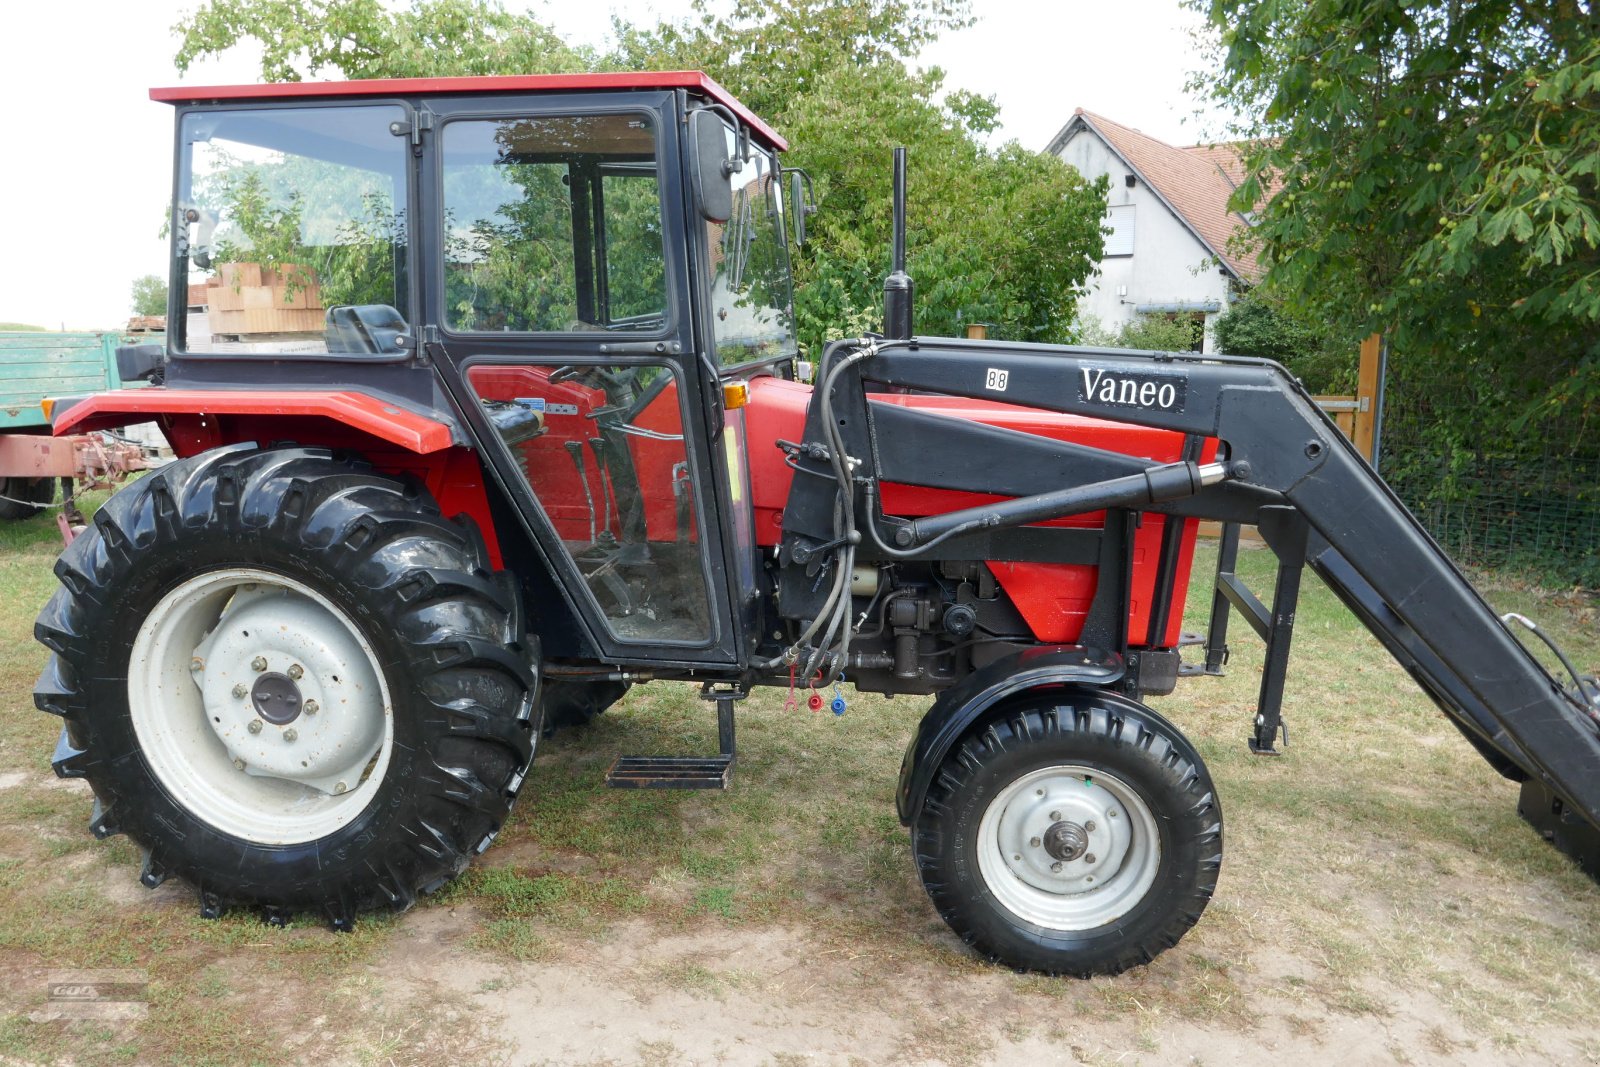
[
  {"x1": 203, "y1": 159, "x2": 402, "y2": 309},
  {"x1": 613, "y1": 0, "x2": 1108, "y2": 352},
  {"x1": 1078, "y1": 313, "x2": 1204, "y2": 353},
  {"x1": 207, "y1": 169, "x2": 309, "y2": 283},
  {"x1": 173, "y1": 0, "x2": 1109, "y2": 355},
  {"x1": 174, "y1": 0, "x2": 594, "y2": 81},
  {"x1": 1191, "y1": 0, "x2": 1600, "y2": 462},
  {"x1": 0, "y1": 323, "x2": 45, "y2": 332},
  {"x1": 1211, "y1": 290, "x2": 1354, "y2": 393},
  {"x1": 129, "y1": 275, "x2": 167, "y2": 317}
]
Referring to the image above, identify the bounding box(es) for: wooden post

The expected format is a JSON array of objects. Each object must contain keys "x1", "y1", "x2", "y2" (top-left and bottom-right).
[
  {"x1": 965, "y1": 323, "x2": 988, "y2": 340},
  {"x1": 1352, "y1": 332, "x2": 1381, "y2": 462}
]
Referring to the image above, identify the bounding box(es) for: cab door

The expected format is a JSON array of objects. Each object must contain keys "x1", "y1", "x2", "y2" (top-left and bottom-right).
[{"x1": 417, "y1": 92, "x2": 743, "y2": 668}]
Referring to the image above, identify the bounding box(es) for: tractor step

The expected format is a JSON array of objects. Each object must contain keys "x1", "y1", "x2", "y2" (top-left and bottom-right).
[
  {"x1": 605, "y1": 755, "x2": 734, "y2": 790},
  {"x1": 605, "y1": 683, "x2": 743, "y2": 790}
]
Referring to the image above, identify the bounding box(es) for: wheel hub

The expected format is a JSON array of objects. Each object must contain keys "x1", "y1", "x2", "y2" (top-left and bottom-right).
[
  {"x1": 975, "y1": 765, "x2": 1163, "y2": 931},
  {"x1": 131, "y1": 568, "x2": 395, "y2": 845},
  {"x1": 251, "y1": 672, "x2": 303, "y2": 725},
  {"x1": 1043, "y1": 820, "x2": 1089, "y2": 862}
]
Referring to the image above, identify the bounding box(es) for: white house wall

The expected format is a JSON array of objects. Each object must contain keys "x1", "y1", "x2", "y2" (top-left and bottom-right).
[{"x1": 1055, "y1": 129, "x2": 1232, "y2": 352}]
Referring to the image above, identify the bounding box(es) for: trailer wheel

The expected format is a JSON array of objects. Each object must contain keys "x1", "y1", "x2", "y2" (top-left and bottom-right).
[
  {"x1": 0, "y1": 476, "x2": 54, "y2": 521},
  {"x1": 913, "y1": 693, "x2": 1221, "y2": 976},
  {"x1": 35, "y1": 446, "x2": 536, "y2": 927}
]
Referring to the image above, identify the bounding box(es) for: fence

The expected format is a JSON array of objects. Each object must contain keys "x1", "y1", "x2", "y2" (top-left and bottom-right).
[{"x1": 1382, "y1": 450, "x2": 1600, "y2": 587}]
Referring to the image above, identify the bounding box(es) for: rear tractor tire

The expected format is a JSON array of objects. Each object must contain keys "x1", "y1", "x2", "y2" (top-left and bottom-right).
[
  {"x1": 35, "y1": 445, "x2": 537, "y2": 927},
  {"x1": 913, "y1": 692, "x2": 1222, "y2": 976}
]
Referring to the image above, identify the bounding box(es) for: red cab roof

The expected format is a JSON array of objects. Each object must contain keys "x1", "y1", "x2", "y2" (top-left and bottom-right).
[{"x1": 150, "y1": 70, "x2": 786, "y2": 151}]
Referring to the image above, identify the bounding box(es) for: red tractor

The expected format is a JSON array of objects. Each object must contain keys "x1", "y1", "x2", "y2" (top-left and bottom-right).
[{"x1": 37, "y1": 72, "x2": 1600, "y2": 977}]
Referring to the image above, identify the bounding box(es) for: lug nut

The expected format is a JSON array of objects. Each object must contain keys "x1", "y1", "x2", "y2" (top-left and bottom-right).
[
  {"x1": 1029, "y1": 837, "x2": 1041, "y2": 848},
  {"x1": 288, "y1": 664, "x2": 303, "y2": 680},
  {"x1": 1085, "y1": 853, "x2": 1096, "y2": 864},
  {"x1": 233, "y1": 758, "x2": 246, "y2": 771},
  {"x1": 1051, "y1": 861, "x2": 1063, "y2": 873},
  {"x1": 283, "y1": 728, "x2": 298, "y2": 743},
  {"x1": 247, "y1": 719, "x2": 263, "y2": 735},
  {"x1": 232, "y1": 684, "x2": 248, "y2": 699},
  {"x1": 303, "y1": 700, "x2": 319, "y2": 715},
  {"x1": 1085, "y1": 821, "x2": 1096, "y2": 832},
  {"x1": 251, "y1": 656, "x2": 268, "y2": 672},
  {"x1": 1108, "y1": 809, "x2": 1120, "y2": 819},
  {"x1": 333, "y1": 781, "x2": 348, "y2": 795},
  {"x1": 1049, "y1": 811, "x2": 1061, "y2": 822}
]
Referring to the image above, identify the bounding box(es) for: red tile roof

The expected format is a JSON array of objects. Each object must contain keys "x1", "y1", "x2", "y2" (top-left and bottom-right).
[{"x1": 1054, "y1": 109, "x2": 1265, "y2": 282}]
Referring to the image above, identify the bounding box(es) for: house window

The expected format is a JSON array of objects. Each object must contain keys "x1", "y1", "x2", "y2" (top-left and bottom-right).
[{"x1": 1104, "y1": 204, "x2": 1136, "y2": 256}]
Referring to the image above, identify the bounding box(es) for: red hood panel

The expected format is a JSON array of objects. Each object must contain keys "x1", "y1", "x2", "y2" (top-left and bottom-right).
[{"x1": 744, "y1": 376, "x2": 1211, "y2": 648}]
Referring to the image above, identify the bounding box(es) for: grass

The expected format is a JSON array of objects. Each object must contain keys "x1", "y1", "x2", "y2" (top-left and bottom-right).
[{"x1": 0, "y1": 492, "x2": 1597, "y2": 1062}]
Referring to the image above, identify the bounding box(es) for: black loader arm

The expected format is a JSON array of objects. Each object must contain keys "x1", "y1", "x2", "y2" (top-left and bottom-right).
[{"x1": 781, "y1": 336, "x2": 1600, "y2": 856}]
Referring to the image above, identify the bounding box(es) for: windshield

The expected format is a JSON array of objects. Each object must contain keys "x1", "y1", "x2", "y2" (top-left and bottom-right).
[
  {"x1": 441, "y1": 113, "x2": 666, "y2": 334},
  {"x1": 177, "y1": 104, "x2": 410, "y2": 355}
]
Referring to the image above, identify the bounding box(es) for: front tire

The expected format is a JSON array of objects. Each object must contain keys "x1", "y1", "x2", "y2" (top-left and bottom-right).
[
  {"x1": 913, "y1": 691, "x2": 1222, "y2": 975},
  {"x1": 35, "y1": 445, "x2": 536, "y2": 926}
]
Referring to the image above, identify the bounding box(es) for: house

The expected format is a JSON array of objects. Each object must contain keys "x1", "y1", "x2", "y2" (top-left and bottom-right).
[{"x1": 1045, "y1": 109, "x2": 1263, "y2": 352}]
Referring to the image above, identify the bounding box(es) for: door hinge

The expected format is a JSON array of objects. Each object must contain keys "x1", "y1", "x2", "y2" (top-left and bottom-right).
[
  {"x1": 417, "y1": 324, "x2": 442, "y2": 365},
  {"x1": 390, "y1": 111, "x2": 435, "y2": 151}
]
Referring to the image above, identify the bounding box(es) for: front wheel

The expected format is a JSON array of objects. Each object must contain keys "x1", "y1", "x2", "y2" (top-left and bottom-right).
[
  {"x1": 35, "y1": 446, "x2": 537, "y2": 927},
  {"x1": 913, "y1": 692, "x2": 1222, "y2": 975}
]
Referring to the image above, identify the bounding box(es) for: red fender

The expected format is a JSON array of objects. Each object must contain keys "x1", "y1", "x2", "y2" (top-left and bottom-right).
[{"x1": 52, "y1": 389, "x2": 506, "y2": 566}]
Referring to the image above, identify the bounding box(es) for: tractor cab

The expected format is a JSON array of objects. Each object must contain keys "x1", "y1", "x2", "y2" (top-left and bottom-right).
[{"x1": 157, "y1": 73, "x2": 800, "y2": 668}]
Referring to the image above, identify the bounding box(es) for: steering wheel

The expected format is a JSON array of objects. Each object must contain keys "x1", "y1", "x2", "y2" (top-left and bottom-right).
[{"x1": 549, "y1": 364, "x2": 628, "y2": 393}]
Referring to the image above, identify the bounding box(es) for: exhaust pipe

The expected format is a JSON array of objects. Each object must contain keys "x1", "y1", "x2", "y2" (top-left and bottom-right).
[{"x1": 883, "y1": 147, "x2": 914, "y2": 340}]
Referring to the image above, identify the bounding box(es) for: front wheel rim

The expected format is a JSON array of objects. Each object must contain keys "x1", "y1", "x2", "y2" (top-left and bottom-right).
[
  {"x1": 976, "y1": 764, "x2": 1161, "y2": 931},
  {"x1": 128, "y1": 568, "x2": 394, "y2": 845}
]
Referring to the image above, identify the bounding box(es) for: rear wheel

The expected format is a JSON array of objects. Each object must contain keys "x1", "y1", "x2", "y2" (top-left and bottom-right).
[
  {"x1": 35, "y1": 445, "x2": 537, "y2": 926},
  {"x1": 913, "y1": 692, "x2": 1222, "y2": 975},
  {"x1": 0, "y1": 476, "x2": 54, "y2": 521}
]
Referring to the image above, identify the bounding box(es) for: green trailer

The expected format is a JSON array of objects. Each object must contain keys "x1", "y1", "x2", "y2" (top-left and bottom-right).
[{"x1": 0, "y1": 332, "x2": 146, "y2": 521}]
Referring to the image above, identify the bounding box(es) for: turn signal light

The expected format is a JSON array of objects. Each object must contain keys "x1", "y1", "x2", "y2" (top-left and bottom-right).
[
  {"x1": 722, "y1": 382, "x2": 748, "y2": 410},
  {"x1": 40, "y1": 398, "x2": 55, "y2": 421}
]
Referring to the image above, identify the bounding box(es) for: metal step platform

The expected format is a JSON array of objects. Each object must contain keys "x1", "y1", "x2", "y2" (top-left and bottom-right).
[
  {"x1": 603, "y1": 684, "x2": 741, "y2": 790},
  {"x1": 605, "y1": 755, "x2": 733, "y2": 789}
]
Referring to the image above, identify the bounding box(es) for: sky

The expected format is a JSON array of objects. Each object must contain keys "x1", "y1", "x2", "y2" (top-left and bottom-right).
[{"x1": 0, "y1": 0, "x2": 1225, "y2": 331}]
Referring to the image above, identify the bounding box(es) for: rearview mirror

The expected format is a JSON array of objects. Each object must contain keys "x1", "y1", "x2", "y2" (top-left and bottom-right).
[
  {"x1": 787, "y1": 168, "x2": 816, "y2": 247},
  {"x1": 690, "y1": 110, "x2": 737, "y2": 224}
]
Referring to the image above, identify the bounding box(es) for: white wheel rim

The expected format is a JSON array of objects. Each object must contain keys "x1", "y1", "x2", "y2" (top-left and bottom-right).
[
  {"x1": 128, "y1": 568, "x2": 394, "y2": 845},
  {"x1": 976, "y1": 764, "x2": 1161, "y2": 930}
]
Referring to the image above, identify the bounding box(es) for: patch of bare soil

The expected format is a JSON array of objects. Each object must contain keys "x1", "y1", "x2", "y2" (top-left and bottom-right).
[{"x1": 364, "y1": 908, "x2": 1599, "y2": 1067}]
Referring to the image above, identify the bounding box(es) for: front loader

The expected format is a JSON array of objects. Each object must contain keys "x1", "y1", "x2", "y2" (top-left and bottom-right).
[{"x1": 35, "y1": 72, "x2": 1600, "y2": 977}]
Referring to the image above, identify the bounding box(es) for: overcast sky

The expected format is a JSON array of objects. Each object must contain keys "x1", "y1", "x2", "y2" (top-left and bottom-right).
[{"x1": 0, "y1": 0, "x2": 1225, "y2": 330}]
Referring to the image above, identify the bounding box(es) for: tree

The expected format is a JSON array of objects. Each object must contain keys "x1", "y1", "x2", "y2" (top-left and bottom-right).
[
  {"x1": 1190, "y1": 0, "x2": 1600, "y2": 456},
  {"x1": 611, "y1": 0, "x2": 1108, "y2": 350},
  {"x1": 174, "y1": 0, "x2": 594, "y2": 81},
  {"x1": 1211, "y1": 291, "x2": 1353, "y2": 393},
  {"x1": 1078, "y1": 313, "x2": 1205, "y2": 354},
  {"x1": 130, "y1": 274, "x2": 168, "y2": 317},
  {"x1": 173, "y1": 0, "x2": 1109, "y2": 354}
]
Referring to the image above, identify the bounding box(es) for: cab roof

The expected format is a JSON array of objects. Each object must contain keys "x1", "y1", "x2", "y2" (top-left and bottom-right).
[{"x1": 150, "y1": 70, "x2": 786, "y2": 151}]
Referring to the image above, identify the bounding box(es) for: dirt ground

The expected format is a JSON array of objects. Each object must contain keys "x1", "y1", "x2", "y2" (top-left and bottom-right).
[
  {"x1": 366, "y1": 906, "x2": 1596, "y2": 1067},
  {"x1": 10, "y1": 758, "x2": 1600, "y2": 1067},
  {"x1": 4, "y1": 531, "x2": 1599, "y2": 1067}
]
